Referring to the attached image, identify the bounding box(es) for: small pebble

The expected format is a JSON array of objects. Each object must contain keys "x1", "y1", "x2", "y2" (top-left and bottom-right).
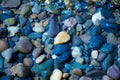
[
  {"x1": 4, "y1": 18, "x2": 16, "y2": 26},
  {"x1": 76, "y1": 57, "x2": 84, "y2": 64},
  {"x1": 54, "y1": 31, "x2": 70, "y2": 44},
  {"x1": 72, "y1": 36, "x2": 83, "y2": 46},
  {"x1": 63, "y1": 73, "x2": 69, "y2": 79},
  {"x1": 33, "y1": 23, "x2": 45, "y2": 33},
  {"x1": 79, "y1": 76, "x2": 92, "y2": 80},
  {"x1": 38, "y1": 11, "x2": 47, "y2": 20},
  {"x1": 32, "y1": 4, "x2": 41, "y2": 14},
  {"x1": 0, "y1": 40, "x2": 8, "y2": 52},
  {"x1": 91, "y1": 59, "x2": 100, "y2": 67},
  {"x1": 107, "y1": 33, "x2": 118, "y2": 45},
  {"x1": 76, "y1": 24, "x2": 83, "y2": 32},
  {"x1": 83, "y1": 19, "x2": 93, "y2": 29},
  {"x1": 71, "y1": 47, "x2": 82, "y2": 58},
  {"x1": 102, "y1": 75, "x2": 112, "y2": 80},
  {"x1": 32, "y1": 47, "x2": 44, "y2": 58},
  {"x1": 23, "y1": 58, "x2": 33, "y2": 67},
  {"x1": 91, "y1": 50, "x2": 98, "y2": 59},
  {"x1": 107, "y1": 65, "x2": 120, "y2": 79},
  {"x1": 72, "y1": 68, "x2": 83, "y2": 76},
  {"x1": 50, "y1": 69, "x2": 62, "y2": 80},
  {"x1": 32, "y1": 40, "x2": 41, "y2": 48},
  {"x1": 97, "y1": 52, "x2": 106, "y2": 62},
  {"x1": 35, "y1": 54, "x2": 46, "y2": 64}
]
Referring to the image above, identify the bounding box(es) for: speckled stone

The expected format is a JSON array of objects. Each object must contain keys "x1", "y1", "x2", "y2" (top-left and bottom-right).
[{"x1": 71, "y1": 47, "x2": 82, "y2": 58}]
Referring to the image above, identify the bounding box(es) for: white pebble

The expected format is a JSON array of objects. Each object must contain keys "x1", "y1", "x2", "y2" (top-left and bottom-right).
[
  {"x1": 33, "y1": 23, "x2": 45, "y2": 33},
  {"x1": 35, "y1": 54, "x2": 46, "y2": 64},
  {"x1": 71, "y1": 47, "x2": 82, "y2": 58},
  {"x1": 50, "y1": 69, "x2": 62, "y2": 80},
  {"x1": 91, "y1": 50, "x2": 98, "y2": 59}
]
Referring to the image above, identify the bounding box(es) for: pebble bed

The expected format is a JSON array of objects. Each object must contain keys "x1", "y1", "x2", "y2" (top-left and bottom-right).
[{"x1": 0, "y1": 0, "x2": 120, "y2": 80}]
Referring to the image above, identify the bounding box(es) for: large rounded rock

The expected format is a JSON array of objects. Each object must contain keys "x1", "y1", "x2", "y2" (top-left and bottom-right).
[
  {"x1": 54, "y1": 31, "x2": 70, "y2": 44},
  {"x1": 16, "y1": 37, "x2": 32, "y2": 53},
  {"x1": 0, "y1": 40, "x2": 8, "y2": 52}
]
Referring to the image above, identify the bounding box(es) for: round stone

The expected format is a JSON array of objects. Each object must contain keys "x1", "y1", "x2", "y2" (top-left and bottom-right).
[
  {"x1": 91, "y1": 50, "x2": 98, "y2": 59},
  {"x1": 72, "y1": 68, "x2": 82, "y2": 76},
  {"x1": 63, "y1": 73, "x2": 69, "y2": 79},
  {"x1": 91, "y1": 60, "x2": 100, "y2": 67}
]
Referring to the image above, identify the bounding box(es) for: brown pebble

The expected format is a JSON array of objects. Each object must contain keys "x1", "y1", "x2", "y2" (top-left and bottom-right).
[
  {"x1": 63, "y1": 73, "x2": 69, "y2": 79},
  {"x1": 0, "y1": 40, "x2": 8, "y2": 52},
  {"x1": 23, "y1": 58, "x2": 33, "y2": 67},
  {"x1": 72, "y1": 68, "x2": 82, "y2": 76}
]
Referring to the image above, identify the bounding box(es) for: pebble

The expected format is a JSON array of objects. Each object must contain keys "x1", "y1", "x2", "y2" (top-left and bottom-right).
[
  {"x1": 38, "y1": 11, "x2": 47, "y2": 20},
  {"x1": 72, "y1": 36, "x2": 83, "y2": 46},
  {"x1": 0, "y1": 55, "x2": 4, "y2": 68},
  {"x1": 83, "y1": 19, "x2": 93, "y2": 29},
  {"x1": 72, "y1": 68, "x2": 83, "y2": 76},
  {"x1": 89, "y1": 26, "x2": 102, "y2": 36},
  {"x1": 32, "y1": 4, "x2": 41, "y2": 14},
  {"x1": 54, "y1": 31, "x2": 70, "y2": 44},
  {"x1": 91, "y1": 50, "x2": 98, "y2": 59},
  {"x1": 91, "y1": 59, "x2": 100, "y2": 67},
  {"x1": 35, "y1": 54, "x2": 46, "y2": 64},
  {"x1": 23, "y1": 58, "x2": 33, "y2": 67},
  {"x1": 1, "y1": 48, "x2": 15, "y2": 63},
  {"x1": 63, "y1": 73, "x2": 70, "y2": 79},
  {"x1": 76, "y1": 24, "x2": 83, "y2": 32},
  {"x1": 20, "y1": 5, "x2": 31, "y2": 18},
  {"x1": 107, "y1": 33, "x2": 118, "y2": 45},
  {"x1": 97, "y1": 52, "x2": 106, "y2": 62},
  {"x1": 31, "y1": 40, "x2": 41, "y2": 48},
  {"x1": 50, "y1": 69, "x2": 62, "y2": 80},
  {"x1": 76, "y1": 57, "x2": 84, "y2": 65},
  {"x1": 107, "y1": 65, "x2": 120, "y2": 79},
  {"x1": 79, "y1": 76, "x2": 92, "y2": 80},
  {"x1": 102, "y1": 75, "x2": 112, "y2": 80},
  {"x1": 32, "y1": 47, "x2": 44, "y2": 58},
  {"x1": 10, "y1": 63, "x2": 30, "y2": 78},
  {"x1": 33, "y1": 23, "x2": 45, "y2": 33},
  {"x1": 0, "y1": 40, "x2": 8, "y2": 52},
  {"x1": 16, "y1": 37, "x2": 32, "y2": 53},
  {"x1": 47, "y1": 19, "x2": 60, "y2": 38},
  {"x1": 69, "y1": 74, "x2": 79, "y2": 80},
  {"x1": 71, "y1": 47, "x2": 82, "y2": 58},
  {"x1": 1, "y1": 0, "x2": 21, "y2": 8},
  {"x1": 4, "y1": 18, "x2": 16, "y2": 26},
  {"x1": 30, "y1": 14, "x2": 37, "y2": 19},
  {"x1": 28, "y1": 32, "x2": 42, "y2": 39},
  {"x1": 80, "y1": 32, "x2": 91, "y2": 44}
]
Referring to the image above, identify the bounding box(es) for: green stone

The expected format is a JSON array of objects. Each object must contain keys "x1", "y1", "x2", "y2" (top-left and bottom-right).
[{"x1": 4, "y1": 18, "x2": 16, "y2": 26}]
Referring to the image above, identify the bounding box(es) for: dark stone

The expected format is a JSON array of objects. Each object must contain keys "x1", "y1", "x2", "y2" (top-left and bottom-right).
[
  {"x1": 89, "y1": 36, "x2": 106, "y2": 49},
  {"x1": 47, "y1": 19, "x2": 60, "y2": 38},
  {"x1": 1, "y1": 75, "x2": 12, "y2": 80},
  {"x1": 40, "y1": 71, "x2": 50, "y2": 80},
  {"x1": 0, "y1": 28, "x2": 8, "y2": 39},
  {"x1": 28, "y1": 32, "x2": 42, "y2": 39},
  {"x1": 83, "y1": 50, "x2": 91, "y2": 57},
  {"x1": 100, "y1": 19, "x2": 120, "y2": 33},
  {"x1": 102, "y1": 54, "x2": 113, "y2": 71},
  {"x1": 7, "y1": 38, "x2": 15, "y2": 47},
  {"x1": 89, "y1": 26, "x2": 102, "y2": 36},
  {"x1": 85, "y1": 65, "x2": 94, "y2": 72},
  {"x1": 0, "y1": 55, "x2": 4, "y2": 69},
  {"x1": 100, "y1": 43, "x2": 115, "y2": 54}
]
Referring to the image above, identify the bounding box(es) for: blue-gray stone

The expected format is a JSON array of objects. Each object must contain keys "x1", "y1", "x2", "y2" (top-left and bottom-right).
[
  {"x1": 100, "y1": 43, "x2": 115, "y2": 54},
  {"x1": 89, "y1": 26, "x2": 102, "y2": 35},
  {"x1": 32, "y1": 4, "x2": 41, "y2": 14},
  {"x1": 89, "y1": 36, "x2": 106, "y2": 49},
  {"x1": 28, "y1": 32, "x2": 42, "y2": 39},
  {"x1": 1, "y1": 76, "x2": 12, "y2": 80},
  {"x1": 102, "y1": 54, "x2": 113, "y2": 71}
]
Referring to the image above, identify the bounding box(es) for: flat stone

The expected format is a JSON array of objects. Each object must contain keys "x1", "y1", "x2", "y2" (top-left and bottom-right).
[
  {"x1": 32, "y1": 47, "x2": 44, "y2": 58},
  {"x1": 54, "y1": 31, "x2": 70, "y2": 44},
  {"x1": 38, "y1": 11, "x2": 47, "y2": 20},
  {"x1": 32, "y1": 4, "x2": 41, "y2": 14},
  {"x1": 35, "y1": 54, "x2": 46, "y2": 64},
  {"x1": 1, "y1": 0, "x2": 21, "y2": 8},
  {"x1": 72, "y1": 36, "x2": 83, "y2": 46},
  {"x1": 97, "y1": 52, "x2": 106, "y2": 62},
  {"x1": 83, "y1": 19, "x2": 93, "y2": 29},
  {"x1": 91, "y1": 50, "x2": 98, "y2": 59},
  {"x1": 107, "y1": 65, "x2": 120, "y2": 79}
]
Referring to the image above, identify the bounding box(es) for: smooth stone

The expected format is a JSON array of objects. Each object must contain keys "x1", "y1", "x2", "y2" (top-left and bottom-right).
[
  {"x1": 69, "y1": 74, "x2": 79, "y2": 80},
  {"x1": 76, "y1": 57, "x2": 84, "y2": 64},
  {"x1": 32, "y1": 47, "x2": 44, "y2": 58},
  {"x1": 91, "y1": 60, "x2": 100, "y2": 67},
  {"x1": 33, "y1": 23, "x2": 45, "y2": 33},
  {"x1": 76, "y1": 24, "x2": 83, "y2": 32},
  {"x1": 97, "y1": 52, "x2": 106, "y2": 62},
  {"x1": 83, "y1": 19, "x2": 93, "y2": 29},
  {"x1": 38, "y1": 11, "x2": 47, "y2": 20},
  {"x1": 16, "y1": 38, "x2": 32, "y2": 53},
  {"x1": 32, "y1": 4, "x2": 41, "y2": 14},
  {"x1": 11, "y1": 63, "x2": 30, "y2": 78},
  {"x1": 100, "y1": 19, "x2": 120, "y2": 33},
  {"x1": 1, "y1": 0, "x2": 21, "y2": 8},
  {"x1": 54, "y1": 31, "x2": 70, "y2": 44},
  {"x1": 45, "y1": 4, "x2": 59, "y2": 14},
  {"x1": 35, "y1": 54, "x2": 46, "y2": 64},
  {"x1": 20, "y1": 5, "x2": 31, "y2": 18},
  {"x1": 63, "y1": 17, "x2": 77, "y2": 28},
  {"x1": 63, "y1": 73, "x2": 69, "y2": 79},
  {"x1": 102, "y1": 75, "x2": 112, "y2": 80},
  {"x1": 79, "y1": 76, "x2": 92, "y2": 80},
  {"x1": 23, "y1": 58, "x2": 33, "y2": 67},
  {"x1": 71, "y1": 47, "x2": 82, "y2": 58},
  {"x1": 100, "y1": 43, "x2": 114, "y2": 54},
  {"x1": 107, "y1": 65, "x2": 120, "y2": 79},
  {"x1": 72, "y1": 36, "x2": 83, "y2": 46},
  {"x1": 31, "y1": 59, "x2": 53, "y2": 75},
  {"x1": 102, "y1": 54, "x2": 113, "y2": 71},
  {"x1": 32, "y1": 40, "x2": 41, "y2": 48},
  {"x1": 107, "y1": 33, "x2": 118, "y2": 45},
  {"x1": 0, "y1": 40, "x2": 8, "y2": 52},
  {"x1": 72, "y1": 68, "x2": 82, "y2": 76},
  {"x1": 28, "y1": 32, "x2": 42, "y2": 39},
  {"x1": 50, "y1": 69, "x2": 62, "y2": 80},
  {"x1": 89, "y1": 26, "x2": 102, "y2": 35},
  {"x1": 4, "y1": 18, "x2": 16, "y2": 26},
  {"x1": 1, "y1": 48, "x2": 15, "y2": 63},
  {"x1": 91, "y1": 50, "x2": 98, "y2": 59},
  {"x1": 89, "y1": 36, "x2": 106, "y2": 49},
  {"x1": 7, "y1": 25, "x2": 20, "y2": 37},
  {"x1": 80, "y1": 32, "x2": 91, "y2": 44},
  {"x1": 47, "y1": 19, "x2": 60, "y2": 38}
]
